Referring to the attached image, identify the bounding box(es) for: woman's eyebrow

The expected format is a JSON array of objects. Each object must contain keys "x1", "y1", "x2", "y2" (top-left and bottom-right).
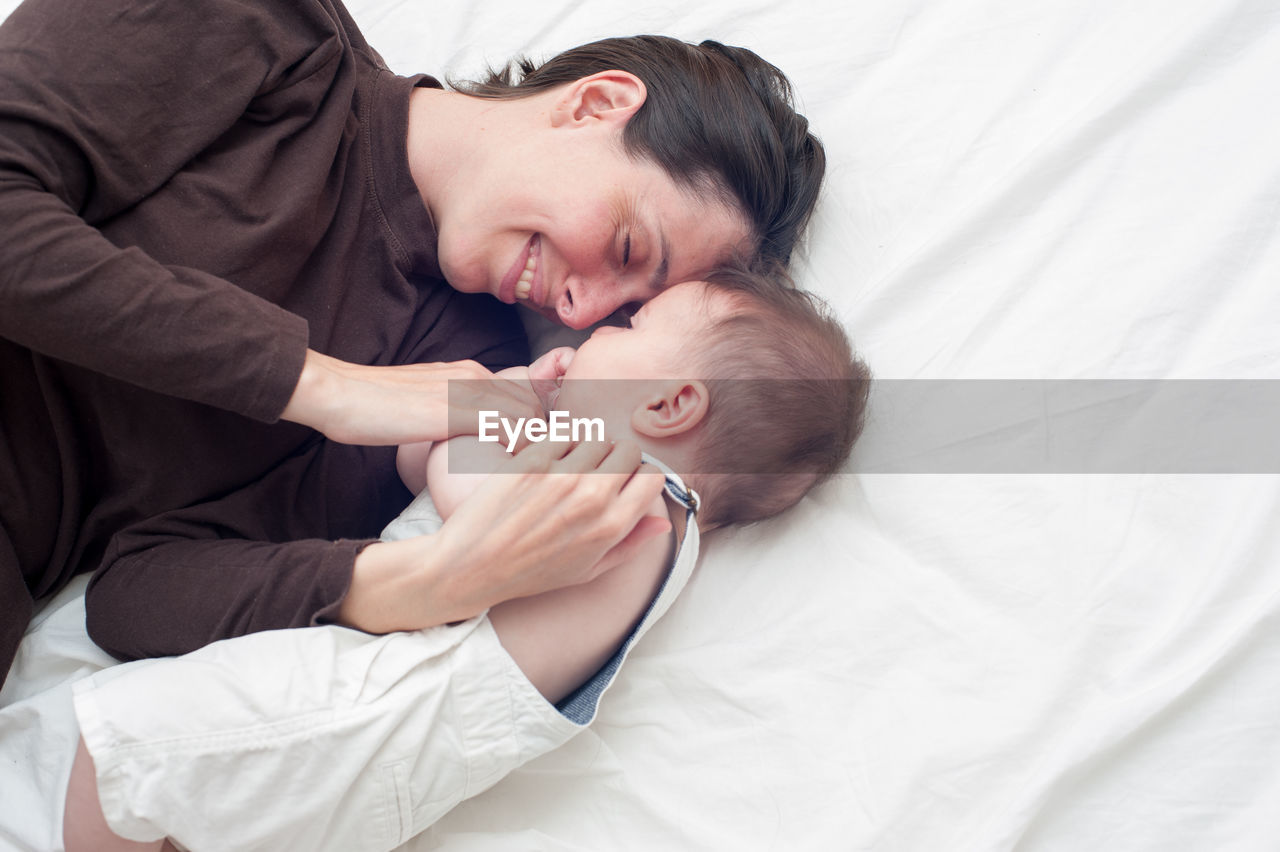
[
  {"x1": 648, "y1": 227, "x2": 670, "y2": 293},
  {"x1": 614, "y1": 192, "x2": 642, "y2": 261}
]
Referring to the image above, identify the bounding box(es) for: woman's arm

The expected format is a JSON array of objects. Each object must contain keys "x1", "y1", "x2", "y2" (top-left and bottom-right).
[
  {"x1": 82, "y1": 433, "x2": 668, "y2": 659},
  {"x1": 0, "y1": 0, "x2": 537, "y2": 444},
  {"x1": 0, "y1": 0, "x2": 318, "y2": 422},
  {"x1": 339, "y1": 438, "x2": 671, "y2": 634},
  {"x1": 285, "y1": 351, "x2": 544, "y2": 447}
]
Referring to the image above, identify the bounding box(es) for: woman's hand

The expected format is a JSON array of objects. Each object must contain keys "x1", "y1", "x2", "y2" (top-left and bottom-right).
[
  {"x1": 280, "y1": 349, "x2": 542, "y2": 446},
  {"x1": 339, "y1": 438, "x2": 671, "y2": 633}
]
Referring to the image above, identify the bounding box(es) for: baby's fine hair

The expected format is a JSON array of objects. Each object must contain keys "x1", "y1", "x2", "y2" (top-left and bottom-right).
[{"x1": 687, "y1": 261, "x2": 871, "y2": 528}]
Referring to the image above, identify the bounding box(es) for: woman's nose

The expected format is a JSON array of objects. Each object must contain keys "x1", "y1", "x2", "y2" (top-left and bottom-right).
[{"x1": 557, "y1": 274, "x2": 624, "y2": 330}]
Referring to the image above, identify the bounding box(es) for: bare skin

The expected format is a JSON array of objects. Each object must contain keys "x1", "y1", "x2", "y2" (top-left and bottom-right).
[
  {"x1": 64, "y1": 740, "x2": 178, "y2": 852},
  {"x1": 63, "y1": 283, "x2": 731, "y2": 850},
  {"x1": 63, "y1": 442, "x2": 679, "y2": 852},
  {"x1": 338, "y1": 437, "x2": 670, "y2": 633},
  {"x1": 280, "y1": 350, "x2": 671, "y2": 636}
]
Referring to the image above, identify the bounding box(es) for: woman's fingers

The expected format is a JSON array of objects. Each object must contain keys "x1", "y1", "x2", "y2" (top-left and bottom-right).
[
  {"x1": 586, "y1": 514, "x2": 673, "y2": 581},
  {"x1": 511, "y1": 440, "x2": 657, "y2": 525},
  {"x1": 545, "y1": 436, "x2": 615, "y2": 474},
  {"x1": 505, "y1": 432, "x2": 578, "y2": 471},
  {"x1": 428, "y1": 437, "x2": 667, "y2": 614}
]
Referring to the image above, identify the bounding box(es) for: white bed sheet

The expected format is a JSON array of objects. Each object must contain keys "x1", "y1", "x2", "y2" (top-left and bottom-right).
[{"x1": 3, "y1": 0, "x2": 1279, "y2": 849}]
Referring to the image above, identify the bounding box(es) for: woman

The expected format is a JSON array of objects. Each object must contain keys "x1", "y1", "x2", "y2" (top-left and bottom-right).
[{"x1": 0, "y1": 0, "x2": 824, "y2": 682}]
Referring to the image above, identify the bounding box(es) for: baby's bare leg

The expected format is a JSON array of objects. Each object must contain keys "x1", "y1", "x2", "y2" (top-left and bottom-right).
[{"x1": 64, "y1": 737, "x2": 169, "y2": 852}]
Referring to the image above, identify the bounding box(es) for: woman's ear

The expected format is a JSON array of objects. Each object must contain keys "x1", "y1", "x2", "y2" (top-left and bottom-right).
[
  {"x1": 549, "y1": 70, "x2": 647, "y2": 128},
  {"x1": 631, "y1": 380, "x2": 709, "y2": 438}
]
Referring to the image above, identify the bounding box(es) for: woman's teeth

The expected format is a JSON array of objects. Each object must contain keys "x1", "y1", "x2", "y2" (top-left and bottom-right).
[{"x1": 515, "y1": 252, "x2": 536, "y2": 301}]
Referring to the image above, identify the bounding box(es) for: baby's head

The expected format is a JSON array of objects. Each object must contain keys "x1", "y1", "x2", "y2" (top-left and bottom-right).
[{"x1": 544, "y1": 262, "x2": 870, "y2": 528}]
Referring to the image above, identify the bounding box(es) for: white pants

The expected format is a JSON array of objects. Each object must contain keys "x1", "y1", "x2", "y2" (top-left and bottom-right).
[
  {"x1": 72, "y1": 460, "x2": 701, "y2": 852},
  {"x1": 73, "y1": 616, "x2": 581, "y2": 852}
]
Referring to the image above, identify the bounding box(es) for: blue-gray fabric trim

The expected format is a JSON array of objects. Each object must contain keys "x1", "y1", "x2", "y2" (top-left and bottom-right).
[{"x1": 554, "y1": 455, "x2": 698, "y2": 724}]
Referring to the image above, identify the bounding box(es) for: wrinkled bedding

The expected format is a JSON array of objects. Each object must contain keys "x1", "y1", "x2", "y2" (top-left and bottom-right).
[{"x1": 3, "y1": 0, "x2": 1279, "y2": 849}]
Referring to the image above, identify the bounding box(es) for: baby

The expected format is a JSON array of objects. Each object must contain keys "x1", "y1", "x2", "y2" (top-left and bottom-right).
[
  {"x1": 64, "y1": 265, "x2": 870, "y2": 852},
  {"x1": 392, "y1": 265, "x2": 871, "y2": 703}
]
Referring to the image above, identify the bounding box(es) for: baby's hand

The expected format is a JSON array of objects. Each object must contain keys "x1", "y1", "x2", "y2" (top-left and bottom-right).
[{"x1": 527, "y1": 346, "x2": 575, "y2": 411}]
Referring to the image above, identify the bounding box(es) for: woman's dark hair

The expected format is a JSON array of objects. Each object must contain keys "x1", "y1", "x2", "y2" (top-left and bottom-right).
[{"x1": 453, "y1": 36, "x2": 826, "y2": 265}]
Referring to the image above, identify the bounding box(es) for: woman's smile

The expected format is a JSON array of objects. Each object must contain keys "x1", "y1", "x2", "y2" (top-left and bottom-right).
[{"x1": 500, "y1": 234, "x2": 544, "y2": 307}]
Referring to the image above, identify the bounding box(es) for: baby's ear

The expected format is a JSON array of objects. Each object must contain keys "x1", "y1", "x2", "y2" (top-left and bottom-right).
[{"x1": 631, "y1": 380, "x2": 709, "y2": 437}]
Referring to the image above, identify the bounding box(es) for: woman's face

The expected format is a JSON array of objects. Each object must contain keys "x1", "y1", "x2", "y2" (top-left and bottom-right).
[{"x1": 433, "y1": 86, "x2": 751, "y2": 330}]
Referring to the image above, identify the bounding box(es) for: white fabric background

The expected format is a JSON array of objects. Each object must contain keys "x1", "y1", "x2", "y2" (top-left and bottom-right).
[{"x1": 2, "y1": 0, "x2": 1279, "y2": 850}]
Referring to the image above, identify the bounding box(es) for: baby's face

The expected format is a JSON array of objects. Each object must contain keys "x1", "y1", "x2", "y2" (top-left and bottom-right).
[
  {"x1": 544, "y1": 281, "x2": 734, "y2": 426},
  {"x1": 571, "y1": 281, "x2": 726, "y2": 378}
]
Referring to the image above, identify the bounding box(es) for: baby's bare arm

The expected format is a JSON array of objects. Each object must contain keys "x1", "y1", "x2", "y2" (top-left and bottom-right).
[
  {"x1": 396, "y1": 363, "x2": 532, "y2": 501},
  {"x1": 422, "y1": 352, "x2": 674, "y2": 703},
  {"x1": 487, "y1": 509, "x2": 672, "y2": 704},
  {"x1": 396, "y1": 440, "x2": 434, "y2": 496},
  {"x1": 426, "y1": 429, "x2": 673, "y2": 704}
]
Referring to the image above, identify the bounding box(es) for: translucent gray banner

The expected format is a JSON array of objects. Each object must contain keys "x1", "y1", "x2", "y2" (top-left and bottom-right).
[
  {"x1": 446, "y1": 377, "x2": 863, "y2": 474},
  {"x1": 854, "y1": 380, "x2": 1280, "y2": 473},
  {"x1": 445, "y1": 379, "x2": 1280, "y2": 474}
]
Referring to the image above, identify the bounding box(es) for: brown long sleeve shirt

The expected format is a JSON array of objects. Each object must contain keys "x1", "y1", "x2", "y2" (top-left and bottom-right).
[{"x1": 0, "y1": 0, "x2": 527, "y2": 675}]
